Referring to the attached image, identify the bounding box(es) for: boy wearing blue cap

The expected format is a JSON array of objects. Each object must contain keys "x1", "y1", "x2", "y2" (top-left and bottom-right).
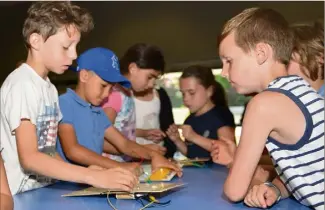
[
  {"x1": 0, "y1": 2, "x2": 137, "y2": 195},
  {"x1": 57, "y1": 47, "x2": 182, "y2": 175}
]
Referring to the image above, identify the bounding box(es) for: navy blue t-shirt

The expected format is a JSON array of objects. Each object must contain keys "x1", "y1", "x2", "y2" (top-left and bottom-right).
[
  {"x1": 214, "y1": 106, "x2": 236, "y2": 128},
  {"x1": 184, "y1": 106, "x2": 228, "y2": 158}
]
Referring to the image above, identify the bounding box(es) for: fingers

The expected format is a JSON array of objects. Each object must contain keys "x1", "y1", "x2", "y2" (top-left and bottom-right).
[
  {"x1": 265, "y1": 188, "x2": 278, "y2": 207},
  {"x1": 100, "y1": 168, "x2": 139, "y2": 192},
  {"x1": 150, "y1": 129, "x2": 166, "y2": 137},
  {"x1": 156, "y1": 161, "x2": 183, "y2": 176},
  {"x1": 257, "y1": 185, "x2": 268, "y2": 208},
  {"x1": 251, "y1": 185, "x2": 262, "y2": 207},
  {"x1": 244, "y1": 185, "x2": 268, "y2": 209},
  {"x1": 244, "y1": 186, "x2": 258, "y2": 207}
]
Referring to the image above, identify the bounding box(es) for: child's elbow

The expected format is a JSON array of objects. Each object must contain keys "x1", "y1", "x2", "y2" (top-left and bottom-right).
[
  {"x1": 224, "y1": 183, "x2": 246, "y2": 202},
  {"x1": 19, "y1": 155, "x2": 35, "y2": 171},
  {"x1": 65, "y1": 148, "x2": 77, "y2": 161}
]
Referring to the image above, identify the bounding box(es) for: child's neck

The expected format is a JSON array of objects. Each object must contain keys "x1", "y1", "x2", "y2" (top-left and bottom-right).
[
  {"x1": 306, "y1": 78, "x2": 324, "y2": 91},
  {"x1": 75, "y1": 85, "x2": 90, "y2": 104},
  {"x1": 194, "y1": 100, "x2": 215, "y2": 117},
  {"x1": 260, "y1": 62, "x2": 288, "y2": 91},
  {"x1": 26, "y1": 51, "x2": 49, "y2": 80},
  {"x1": 133, "y1": 89, "x2": 154, "y2": 101}
]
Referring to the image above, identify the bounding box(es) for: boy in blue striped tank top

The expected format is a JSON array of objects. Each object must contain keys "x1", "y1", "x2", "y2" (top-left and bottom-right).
[{"x1": 214, "y1": 7, "x2": 324, "y2": 209}]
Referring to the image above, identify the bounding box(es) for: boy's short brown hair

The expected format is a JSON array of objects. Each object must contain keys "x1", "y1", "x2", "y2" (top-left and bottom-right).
[
  {"x1": 291, "y1": 22, "x2": 324, "y2": 80},
  {"x1": 219, "y1": 7, "x2": 293, "y2": 65},
  {"x1": 23, "y1": 1, "x2": 94, "y2": 48}
]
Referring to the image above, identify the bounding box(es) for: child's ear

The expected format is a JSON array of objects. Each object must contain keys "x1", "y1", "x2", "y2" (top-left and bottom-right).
[
  {"x1": 255, "y1": 42, "x2": 269, "y2": 65},
  {"x1": 128, "y1": 63, "x2": 138, "y2": 74},
  {"x1": 29, "y1": 33, "x2": 43, "y2": 50},
  {"x1": 207, "y1": 85, "x2": 214, "y2": 98},
  {"x1": 79, "y1": 69, "x2": 90, "y2": 82}
]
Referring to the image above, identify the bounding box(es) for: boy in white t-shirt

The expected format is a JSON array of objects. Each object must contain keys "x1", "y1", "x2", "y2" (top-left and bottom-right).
[{"x1": 0, "y1": 1, "x2": 137, "y2": 195}]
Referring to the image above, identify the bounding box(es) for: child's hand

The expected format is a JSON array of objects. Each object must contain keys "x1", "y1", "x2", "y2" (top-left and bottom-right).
[
  {"x1": 151, "y1": 154, "x2": 183, "y2": 177},
  {"x1": 210, "y1": 137, "x2": 236, "y2": 166},
  {"x1": 244, "y1": 184, "x2": 278, "y2": 208},
  {"x1": 179, "y1": 125, "x2": 197, "y2": 142},
  {"x1": 166, "y1": 124, "x2": 182, "y2": 142},
  {"x1": 119, "y1": 162, "x2": 143, "y2": 176},
  {"x1": 87, "y1": 167, "x2": 138, "y2": 192},
  {"x1": 145, "y1": 129, "x2": 166, "y2": 143},
  {"x1": 143, "y1": 144, "x2": 167, "y2": 156}
]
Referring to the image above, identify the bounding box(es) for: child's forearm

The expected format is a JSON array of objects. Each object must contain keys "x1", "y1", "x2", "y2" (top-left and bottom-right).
[
  {"x1": 54, "y1": 152, "x2": 64, "y2": 162},
  {"x1": 21, "y1": 150, "x2": 105, "y2": 185},
  {"x1": 64, "y1": 144, "x2": 120, "y2": 169},
  {"x1": 135, "y1": 129, "x2": 147, "y2": 138},
  {"x1": 173, "y1": 139, "x2": 188, "y2": 156},
  {"x1": 0, "y1": 157, "x2": 12, "y2": 210},
  {"x1": 190, "y1": 134, "x2": 213, "y2": 152},
  {"x1": 103, "y1": 140, "x2": 121, "y2": 155},
  {"x1": 0, "y1": 194, "x2": 13, "y2": 210},
  {"x1": 122, "y1": 140, "x2": 155, "y2": 160}
]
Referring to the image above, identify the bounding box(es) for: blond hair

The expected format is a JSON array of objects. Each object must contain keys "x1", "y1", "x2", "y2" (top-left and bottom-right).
[
  {"x1": 23, "y1": 1, "x2": 94, "y2": 48},
  {"x1": 291, "y1": 22, "x2": 324, "y2": 80},
  {"x1": 219, "y1": 7, "x2": 293, "y2": 65}
]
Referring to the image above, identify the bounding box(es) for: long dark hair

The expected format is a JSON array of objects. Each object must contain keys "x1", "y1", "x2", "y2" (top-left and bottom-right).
[
  {"x1": 180, "y1": 65, "x2": 228, "y2": 107},
  {"x1": 119, "y1": 43, "x2": 165, "y2": 75}
]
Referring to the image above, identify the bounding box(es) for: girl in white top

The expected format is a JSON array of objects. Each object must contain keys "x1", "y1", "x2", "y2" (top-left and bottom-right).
[{"x1": 134, "y1": 88, "x2": 165, "y2": 147}]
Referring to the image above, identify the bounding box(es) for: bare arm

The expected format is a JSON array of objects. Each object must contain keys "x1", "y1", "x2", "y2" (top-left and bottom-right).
[
  {"x1": 103, "y1": 140, "x2": 121, "y2": 155},
  {"x1": 136, "y1": 129, "x2": 147, "y2": 138},
  {"x1": 16, "y1": 120, "x2": 138, "y2": 191},
  {"x1": 217, "y1": 126, "x2": 236, "y2": 143},
  {"x1": 224, "y1": 93, "x2": 275, "y2": 202},
  {"x1": 58, "y1": 123, "x2": 120, "y2": 169},
  {"x1": 0, "y1": 156, "x2": 13, "y2": 210},
  {"x1": 104, "y1": 107, "x2": 117, "y2": 124},
  {"x1": 185, "y1": 126, "x2": 235, "y2": 153},
  {"x1": 54, "y1": 152, "x2": 64, "y2": 161},
  {"x1": 172, "y1": 139, "x2": 188, "y2": 156},
  {"x1": 104, "y1": 126, "x2": 154, "y2": 160},
  {"x1": 104, "y1": 126, "x2": 182, "y2": 174}
]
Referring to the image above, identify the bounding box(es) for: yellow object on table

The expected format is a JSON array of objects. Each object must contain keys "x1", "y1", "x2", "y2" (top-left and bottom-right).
[{"x1": 149, "y1": 168, "x2": 171, "y2": 181}]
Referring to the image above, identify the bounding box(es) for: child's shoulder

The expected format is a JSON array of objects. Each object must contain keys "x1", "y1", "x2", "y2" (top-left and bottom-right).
[
  {"x1": 1, "y1": 64, "x2": 40, "y2": 94},
  {"x1": 246, "y1": 91, "x2": 292, "y2": 117}
]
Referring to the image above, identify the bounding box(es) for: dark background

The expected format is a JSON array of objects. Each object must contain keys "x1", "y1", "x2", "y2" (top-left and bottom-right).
[{"x1": 0, "y1": 1, "x2": 323, "y2": 84}]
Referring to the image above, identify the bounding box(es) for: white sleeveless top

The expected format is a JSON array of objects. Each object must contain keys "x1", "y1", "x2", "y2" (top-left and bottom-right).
[
  {"x1": 134, "y1": 90, "x2": 163, "y2": 146},
  {"x1": 265, "y1": 75, "x2": 324, "y2": 210}
]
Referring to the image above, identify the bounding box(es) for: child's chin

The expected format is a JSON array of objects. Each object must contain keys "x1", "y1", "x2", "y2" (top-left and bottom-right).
[{"x1": 52, "y1": 69, "x2": 66, "y2": 75}]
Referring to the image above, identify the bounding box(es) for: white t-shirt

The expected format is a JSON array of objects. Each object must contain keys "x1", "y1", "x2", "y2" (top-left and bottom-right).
[
  {"x1": 134, "y1": 90, "x2": 163, "y2": 146},
  {"x1": 0, "y1": 63, "x2": 62, "y2": 195}
]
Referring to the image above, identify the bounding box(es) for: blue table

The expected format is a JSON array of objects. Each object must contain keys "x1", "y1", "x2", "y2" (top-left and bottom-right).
[{"x1": 14, "y1": 165, "x2": 309, "y2": 210}]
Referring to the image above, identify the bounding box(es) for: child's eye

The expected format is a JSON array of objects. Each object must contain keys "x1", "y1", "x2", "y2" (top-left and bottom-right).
[{"x1": 63, "y1": 46, "x2": 69, "y2": 50}]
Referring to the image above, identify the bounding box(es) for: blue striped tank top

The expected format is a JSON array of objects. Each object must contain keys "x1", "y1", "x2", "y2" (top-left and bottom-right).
[{"x1": 265, "y1": 75, "x2": 324, "y2": 209}]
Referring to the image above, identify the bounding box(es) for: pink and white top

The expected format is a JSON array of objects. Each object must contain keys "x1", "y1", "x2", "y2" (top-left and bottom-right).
[{"x1": 101, "y1": 87, "x2": 136, "y2": 162}]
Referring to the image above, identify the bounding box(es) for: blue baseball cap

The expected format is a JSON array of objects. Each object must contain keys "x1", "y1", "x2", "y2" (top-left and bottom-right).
[{"x1": 70, "y1": 47, "x2": 131, "y2": 88}]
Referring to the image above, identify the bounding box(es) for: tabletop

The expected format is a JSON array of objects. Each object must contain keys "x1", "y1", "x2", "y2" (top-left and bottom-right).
[{"x1": 14, "y1": 165, "x2": 309, "y2": 210}]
